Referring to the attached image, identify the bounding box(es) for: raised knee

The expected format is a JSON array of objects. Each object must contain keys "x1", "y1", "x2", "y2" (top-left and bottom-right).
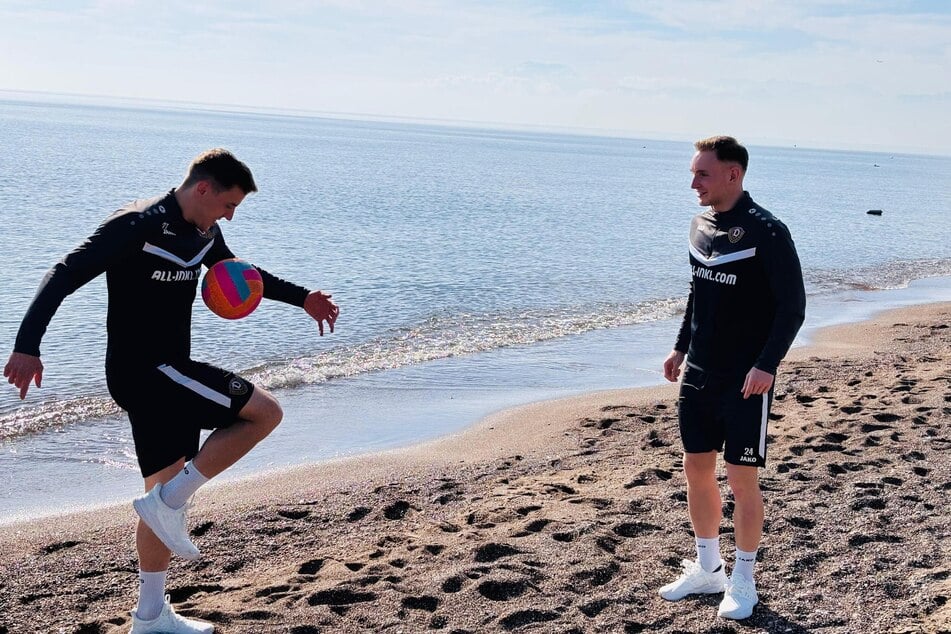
[
  {"x1": 263, "y1": 398, "x2": 283, "y2": 430},
  {"x1": 247, "y1": 391, "x2": 283, "y2": 435}
]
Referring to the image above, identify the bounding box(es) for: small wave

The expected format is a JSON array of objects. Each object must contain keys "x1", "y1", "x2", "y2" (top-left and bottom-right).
[
  {"x1": 806, "y1": 257, "x2": 951, "y2": 293},
  {"x1": 244, "y1": 298, "x2": 686, "y2": 390},
  {"x1": 0, "y1": 396, "x2": 121, "y2": 442}
]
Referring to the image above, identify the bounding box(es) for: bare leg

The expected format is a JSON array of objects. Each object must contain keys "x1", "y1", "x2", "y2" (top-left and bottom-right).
[
  {"x1": 684, "y1": 451, "x2": 721, "y2": 539},
  {"x1": 725, "y1": 463, "x2": 763, "y2": 551},
  {"x1": 192, "y1": 387, "x2": 283, "y2": 479},
  {"x1": 137, "y1": 460, "x2": 185, "y2": 572},
  {"x1": 137, "y1": 386, "x2": 282, "y2": 569}
]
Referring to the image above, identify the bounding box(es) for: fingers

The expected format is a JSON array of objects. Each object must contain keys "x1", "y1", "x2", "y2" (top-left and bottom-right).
[
  {"x1": 741, "y1": 376, "x2": 761, "y2": 399},
  {"x1": 307, "y1": 293, "x2": 339, "y2": 337},
  {"x1": 4, "y1": 355, "x2": 43, "y2": 399},
  {"x1": 741, "y1": 374, "x2": 756, "y2": 399},
  {"x1": 16, "y1": 370, "x2": 36, "y2": 400},
  {"x1": 663, "y1": 364, "x2": 679, "y2": 382},
  {"x1": 741, "y1": 380, "x2": 766, "y2": 399}
]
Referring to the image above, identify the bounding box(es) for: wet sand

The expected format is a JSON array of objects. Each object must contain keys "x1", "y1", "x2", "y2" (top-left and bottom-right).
[{"x1": 0, "y1": 302, "x2": 948, "y2": 633}]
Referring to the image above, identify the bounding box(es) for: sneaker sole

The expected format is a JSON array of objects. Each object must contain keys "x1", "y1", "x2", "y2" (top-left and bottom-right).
[
  {"x1": 659, "y1": 586, "x2": 726, "y2": 601},
  {"x1": 718, "y1": 597, "x2": 758, "y2": 619},
  {"x1": 718, "y1": 607, "x2": 756, "y2": 620},
  {"x1": 132, "y1": 498, "x2": 201, "y2": 560}
]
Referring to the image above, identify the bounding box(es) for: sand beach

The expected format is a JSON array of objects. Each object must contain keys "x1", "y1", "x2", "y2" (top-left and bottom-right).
[{"x1": 0, "y1": 302, "x2": 948, "y2": 633}]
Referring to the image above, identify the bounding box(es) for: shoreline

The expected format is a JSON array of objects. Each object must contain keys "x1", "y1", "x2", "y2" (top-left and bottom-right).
[
  {"x1": 2, "y1": 299, "x2": 945, "y2": 534},
  {"x1": 4, "y1": 275, "x2": 951, "y2": 524},
  {"x1": 0, "y1": 301, "x2": 949, "y2": 632}
]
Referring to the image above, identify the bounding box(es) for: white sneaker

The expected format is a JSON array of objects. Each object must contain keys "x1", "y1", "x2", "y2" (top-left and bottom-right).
[
  {"x1": 133, "y1": 483, "x2": 200, "y2": 560},
  {"x1": 658, "y1": 558, "x2": 727, "y2": 601},
  {"x1": 717, "y1": 575, "x2": 758, "y2": 620},
  {"x1": 130, "y1": 595, "x2": 214, "y2": 633}
]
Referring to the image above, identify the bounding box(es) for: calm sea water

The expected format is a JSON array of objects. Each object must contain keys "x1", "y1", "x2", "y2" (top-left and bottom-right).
[{"x1": 1, "y1": 98, "x2": 950, "y2": 520}]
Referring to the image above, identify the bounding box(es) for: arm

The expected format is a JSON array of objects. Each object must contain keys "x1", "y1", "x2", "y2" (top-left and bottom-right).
[
  {"x1": 664, "y1": 281, "x2": 694, "y2": 382},
  {"x1": 744, "y1": 222, "x2": 806, "y2": 398},
  {"x1": 8, "y1": 214, "x2": 140, "y2": 398},
  {"x1": 753, "y1": 222, "x2": 806, "y2": 375}
]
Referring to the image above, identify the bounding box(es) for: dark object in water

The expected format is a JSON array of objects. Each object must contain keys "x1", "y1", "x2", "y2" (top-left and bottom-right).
[{"x1": 867, "y1": 209, "x2": 883, "y2": 216}]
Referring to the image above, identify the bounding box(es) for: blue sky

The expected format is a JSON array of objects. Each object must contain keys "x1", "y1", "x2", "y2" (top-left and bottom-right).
[{"x1": 1, "y1": 1, "x2": 948, "y2": 154}]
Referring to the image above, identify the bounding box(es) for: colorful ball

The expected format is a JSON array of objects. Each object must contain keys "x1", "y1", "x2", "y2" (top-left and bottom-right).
[{"x1": 201, "y1": 258, "x2": 264, "y2": 319}]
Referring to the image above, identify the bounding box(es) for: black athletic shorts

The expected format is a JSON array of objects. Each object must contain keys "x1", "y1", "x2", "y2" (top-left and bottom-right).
[
  {"x1": 107, "y1": 360, "x2": 255, "y2": 477},
  {"x1": 677, "y1": 364, "x2": 773, "y2": 467}
]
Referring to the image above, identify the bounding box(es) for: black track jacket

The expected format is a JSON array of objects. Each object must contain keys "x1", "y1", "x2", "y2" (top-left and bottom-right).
[{"x1": 674, "y1": 192, "x2": 806, "y2": 376}]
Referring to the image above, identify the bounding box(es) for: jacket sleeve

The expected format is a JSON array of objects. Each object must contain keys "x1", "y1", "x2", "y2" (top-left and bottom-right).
[
  {"x1": 14, "y1": 214, "x2": 143, "y2": 357},
  {"x1": 674, "y1": 280, "x2": 694, "y2": 354},
  {"x1": 204, "y1": 229, "x2": 311, "y2": 308},
  {"x1": 754, "y1": 223, "x2": 806, "y2": 374}
]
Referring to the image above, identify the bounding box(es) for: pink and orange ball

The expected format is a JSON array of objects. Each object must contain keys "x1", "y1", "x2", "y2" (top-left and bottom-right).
[{"x1": 201, "y1": 258, "x2": 263, "y2": 319}]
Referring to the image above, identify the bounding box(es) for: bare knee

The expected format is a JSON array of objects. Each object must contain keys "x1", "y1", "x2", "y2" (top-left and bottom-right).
[
  {"x1": 726, "y1": 466, "x2": 761, "y2": 502},
  {"x1": 683, "y1": 451, "x2": 717, "y2": 488},
  {"x1": 258, "y1": 394, "x2": 283, "y2": 434},
  {"x1": 240, "y1": 388, "x2": 283, "y2": 438},
  {"x1": 263, "y1": 393, "x2": 283, "y2": 427}
]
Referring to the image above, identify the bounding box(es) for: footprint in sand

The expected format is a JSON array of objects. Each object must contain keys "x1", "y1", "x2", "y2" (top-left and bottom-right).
[
  {"x1": 474, "y1": 543, "x2": 521, "y2": 563},
  {"x1": 402, "y1": 595, "x2": 439, "y2": 611},
  {"x1": 277, "y1": 508, "x2": 310, "y2": 520},
  {"x1": 40, "y1": 540, "x2": 82, "y2": 554},
  {"x1": 347, "y1": 506, "x2": 371, "y2": 522},
  {"x1": 478, "y1": 578, "x2": 531, "y2": 601},
  {"x1": 624, "y1": 468, "x2": 674, "y2": 488},
  {"x1": 523, "y1": 518, "x2": 552, "y2": 533},
  {"x1": 579, "y1": 598, "x2": 612, "y2": 617},
  {"x1": 306, "y1": 588, "x2": 377, "y2": 606},
  {"x1": 441, "y1": 575, "x2": 465, "y2": 593},
  {"x1": 571, "y1": 561, "x2": 619, "y2": 588},
  {"x1": 167, "y1": 583, "x2": 224, "y2": 602},
  {"x1": 298, "y1": 558, "x2": 324, "y2": 575},
  {"x1": 612, "y1": 522, "x2": 662, "y2": 538},
  {"x1": 499, "y1": 609, "x2": 559, "y2": 630},
  {"x1": 848, "y1": 534, "x2": 902, "y2": 548},
  {"x1": 383, "y1": 500, "x2": 412, "y2": 520}
]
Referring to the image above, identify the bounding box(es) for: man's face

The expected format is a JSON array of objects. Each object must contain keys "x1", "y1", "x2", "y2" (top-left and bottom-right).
[
  {"x1": 690, "y1": 150, "x2": 738, "y2": 212},
  {"x1": 193, "y1": 182, "x2": 246, "y2": 231}
]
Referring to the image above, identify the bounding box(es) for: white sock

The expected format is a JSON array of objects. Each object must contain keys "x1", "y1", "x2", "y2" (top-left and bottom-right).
[
  {"x1": 136, "y1": 569, "x2": 167, "y2": 621},
  {"x1": 734, "y1": 547, "x2": 758, "y2": 581},
  {"x1": 695, "y1": 536, "x2": 721, "y2": 572},
  {"x1": 160, "y1": 460, "x2": 209, "y2": 509}
]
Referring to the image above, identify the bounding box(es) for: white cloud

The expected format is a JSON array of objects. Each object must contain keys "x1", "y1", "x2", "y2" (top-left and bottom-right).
[{"x1": 0, "y1": 1, "x2": 947, "y2": 153}]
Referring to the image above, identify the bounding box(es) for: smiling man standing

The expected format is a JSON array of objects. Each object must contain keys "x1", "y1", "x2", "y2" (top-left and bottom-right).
[
  {"x1": 659, "y1": 136, "x2": 805, "y2": 621},
  {"x1": 4, "y1": 149, "x2": 339, "y2": 633}
]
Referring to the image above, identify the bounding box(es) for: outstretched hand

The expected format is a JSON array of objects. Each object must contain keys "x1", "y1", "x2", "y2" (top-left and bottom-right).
[
  {"x1": 304, "y1": 290, "x2": 340, "y2": 336},
  {"x1": 4, "y1": 352, "x2": 44, "y2": 400}
]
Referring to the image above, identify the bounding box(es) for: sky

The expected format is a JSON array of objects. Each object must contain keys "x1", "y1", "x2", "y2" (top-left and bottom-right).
[{"x1": 0, "y1": 1, "x2": 948, "y2": 155}]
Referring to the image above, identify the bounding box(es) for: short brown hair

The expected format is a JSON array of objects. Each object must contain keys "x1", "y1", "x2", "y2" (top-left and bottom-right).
[
  {"x1": 694, "y1": 136, "x2": 748, "y2": 171},
  {"x1": 182, "y1": 148, "x2": 257, "y2": 194}
]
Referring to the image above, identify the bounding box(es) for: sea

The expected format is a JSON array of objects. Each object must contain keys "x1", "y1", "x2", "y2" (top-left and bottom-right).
[{"x1": 1, "y1": 97, "x2": 949, "y2": 523}]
